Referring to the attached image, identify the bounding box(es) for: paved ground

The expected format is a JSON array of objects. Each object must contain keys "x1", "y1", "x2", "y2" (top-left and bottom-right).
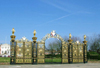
[{"x1": 0, "y1": 63, "x2": 100, "y2": 68}]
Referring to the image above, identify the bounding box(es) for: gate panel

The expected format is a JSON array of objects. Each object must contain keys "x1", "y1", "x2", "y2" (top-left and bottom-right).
[
  {"x1": 24, "y1": 42, "x2": 32, "y2": 63},
  {"x1": 62, "y1": 42, "x2": 68, "y2": 63},
  {"x1": 16, "y1": 41, "x2": 23, "y2": 63},
  {"x1": 24, "y1": 59, "x2": 32, "y2": 63},
  {"x1": 78, "y1": 43, "x2": 83, "y2": 62},
  {"x1": 73, "y1": 42, "x2": 78, "y2": 63},
  {"x1": 16, "y1": 59, "x2": 23, "y2": 63},
  {"x1": 73, "y1": 42, "x2": 84, "y2": 63},
  {"x1": 15, "y1": 41, "x2": 32, "y2": 63},
  {"x1": 37, "y1": 41, "x2": 45, "y2": 63}
]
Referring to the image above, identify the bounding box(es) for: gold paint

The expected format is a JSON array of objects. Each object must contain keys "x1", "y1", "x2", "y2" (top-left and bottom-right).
[
  {"x1": 69, "y1": 33, "x2": 72, "y2": 39},
  {"x1": 12, "y1": 28, "x2": 15, "y2": 35},
  {"x1": 64, "y1": 50, "x2": 66, "y2": 52},
  {"x1": 33, "y1": 30, "x2": 36, "y2": 37},
  {"x1": 12, "y1": 59, "x2": 13, "y2": 62},
  {"x1": 34, "y1": 60, "x2": 36, "y2": 62},
  {"x1": 84, "y1": 35, "x2": 86, "y2": 41},
  {"x1": 27, "y1": 49, "x2": 29, "y2": 51}
]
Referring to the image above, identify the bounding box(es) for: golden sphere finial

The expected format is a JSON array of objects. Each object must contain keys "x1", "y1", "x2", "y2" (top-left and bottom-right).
[
  {"x1": 12, "y1": 28, "x2": 15, "y2": 35},
  {"x1": 33, "y1": 30, "x2": 36, "y2": 37},
  {"x1": 69, "y1": 33, "x2": 72, "y2": 39},
  {"x1": 84, "y1": 35, "x2": 86, "y2": 40}
]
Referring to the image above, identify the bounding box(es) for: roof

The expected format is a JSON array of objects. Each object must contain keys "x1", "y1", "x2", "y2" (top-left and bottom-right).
[{"x1": 1, "y1": 44, "x2": 10, "y2": 46}]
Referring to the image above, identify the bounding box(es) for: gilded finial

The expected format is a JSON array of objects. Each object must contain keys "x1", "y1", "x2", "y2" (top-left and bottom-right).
[
  {"x1": 69, "y1": 33, "x2": 72, "y2": 39},
  {"x1": 12, "y1": 59, "x2": 13, "y2": 62},
  {"x1": 12, "y1": 28, "x2": 15, "y2": 35},
  {"x1": 84, "y1": 35, "x2": 86, "y2": 41},
  {"x1": 33, "y1": 30, "x2": 36, "y2": 37}
]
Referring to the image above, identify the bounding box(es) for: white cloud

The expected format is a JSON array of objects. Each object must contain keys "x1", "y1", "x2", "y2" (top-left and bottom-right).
[{"x1": 41, "y1": 0, "x2": 71, "y2": 13}]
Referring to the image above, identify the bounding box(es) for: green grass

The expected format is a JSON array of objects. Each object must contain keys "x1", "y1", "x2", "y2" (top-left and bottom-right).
[
  {"x1": 45, "y1": 58, "x2": 61, "y2": 62},
  {"x1": 89, "y1": 51, "x2": 99, "y2": 55},
  {"x1": 53, "y1": 58, "x2": 61, "y2": 62},
  {"x1": 45, "y1": 58, "x2": 52, "y2": 62},
  {"x1": 0, "y1": 57, "x2": 10, "y2": 62}
]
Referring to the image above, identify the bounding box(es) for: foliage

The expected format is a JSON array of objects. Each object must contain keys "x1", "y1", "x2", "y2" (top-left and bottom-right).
[
  {"x1": 98, "y1": 55, "x2": 100, "y2": 60},
  {"x1": 87, "y1": 52, "x2": 90, "y2": 59},
  {"x1": 87, "y1": 51, "x2": 100, "y2": 60},
  {"x1": 0, "y1": 57, "x2": 10, "y2": 62},
  {"x1": 89, "y1": 51, "x2": 99, "y2": 55},
  {"x1": 89, "y1": 34, "x2": 100, "y2": 51},
  {"x1": 48, "y1": 39, "x2": 62, "y2": 51},
  {"x1": 45, "y1": 54, "x2": 61, "y2": 58}
]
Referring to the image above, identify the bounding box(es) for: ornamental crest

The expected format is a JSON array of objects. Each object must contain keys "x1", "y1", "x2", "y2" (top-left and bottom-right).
[
  {"x1": 20, "y1": 36, "x2": 28, "y2": 42},
  {"x1": 50, "y1": 30, "x2": 56, "y2": 37},
  {"x1": 40, "y1": 30, "x2": 64, "y2": 42}
]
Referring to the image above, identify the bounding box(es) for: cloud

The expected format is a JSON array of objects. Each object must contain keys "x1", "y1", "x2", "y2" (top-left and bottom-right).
[
  {"x1": 46, "y1": 13, "x2": 74, "y2": 23},
  {"x1": 41, "y1": 0, "x2": 71, "y2": 13},
  {"x1": 35, "y1": 13, "x2": 76, "y2": 27},
  {"x1": 41, "y1": 0, "x2": 92, "y2": 14},
  {"x1": 36, "y1": 0, "x2": 92, "y2": 27}
]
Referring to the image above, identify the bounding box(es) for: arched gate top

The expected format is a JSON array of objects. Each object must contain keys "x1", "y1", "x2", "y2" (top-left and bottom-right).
[{"x1": 40, "y1": 30, "x2": 65, "y2": 42}]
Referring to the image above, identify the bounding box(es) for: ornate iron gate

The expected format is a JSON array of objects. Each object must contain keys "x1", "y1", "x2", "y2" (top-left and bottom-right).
[
  {"x1": 10, "y1": 28, "x2": 87, "y2": 64},
  {"x1": 37, "y1": 41, "x2": 45, "y2": 63},
  {"x1": 15, "y1": 40, "x2": 32, "y2": 63},
  {"x1": 72, "y1": 42, "x2": 84, "y2": 63},
  {"x1": 62, "y1": 42, "x2": 68, "y2": 63}
]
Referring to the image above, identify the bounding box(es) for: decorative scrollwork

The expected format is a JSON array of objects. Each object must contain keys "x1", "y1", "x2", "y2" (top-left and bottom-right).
[{"x1": 40, "y1": 30, "x2": 65, "y2": 42}]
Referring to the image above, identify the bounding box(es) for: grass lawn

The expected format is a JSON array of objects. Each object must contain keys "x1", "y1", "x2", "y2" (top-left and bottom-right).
[
  {"x1": 0, "y1": 57, "x2": 10, "y2": 62},
  {"x1": 45, "y1": 58, "x2": 61, "y2": 62},
  {"x1": 0, "y1": 57, "x2": 100, "y2": 63}
]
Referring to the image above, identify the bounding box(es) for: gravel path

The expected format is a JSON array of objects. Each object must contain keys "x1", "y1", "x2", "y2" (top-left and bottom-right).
[{"x1": 0, "y1": 63, "x2": 100, "y2": 68}]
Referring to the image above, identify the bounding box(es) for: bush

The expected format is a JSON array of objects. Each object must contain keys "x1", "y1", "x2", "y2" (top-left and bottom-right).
[
  {"x1": 89, "y1": 51, "x2": 99, "y2": 55},
  {"x1": 87, "y1": 52, "x2": 90, "y2": 59},
  {"x1": 45, "y1": 54, "x2": 62, "y2": 58},
  {"x1": 88, "y1": 51, "x2": 99, "y2": 60},
  {"x1": 98, "y1": 55, "x2": 100, "y2": 60},
  {"x1": 90, "y1": 55, "x2": 98, "y2": 59}
]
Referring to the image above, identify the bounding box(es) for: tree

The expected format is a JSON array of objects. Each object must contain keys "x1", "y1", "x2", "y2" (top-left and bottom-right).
[
  {"x1": 71, "y1": 36, "x2": 82, "y2": 43},
  {"x1": 89, "y1": 34, "x2": 100, "y2": 52}
]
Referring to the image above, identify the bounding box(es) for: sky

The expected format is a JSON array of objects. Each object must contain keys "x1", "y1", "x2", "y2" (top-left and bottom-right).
[{"x1": 0, "y1": 0, "x2": 100, "y2": 46}]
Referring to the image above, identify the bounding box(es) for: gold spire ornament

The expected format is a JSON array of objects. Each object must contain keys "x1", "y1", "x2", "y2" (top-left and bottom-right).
[
  {"x1": 32, "y1": 30, "x2": 37, "y2": 43},
  {"x1": 84, "y1": 35, "x2": 86, "y2": 41},
  {"x1": 69, "y1": 33, "x2": 72, "y2": 40},
  {"x1": 10, "y1": 28, "x2": 16, "y2": 42},
  {"x1": 83, "y1": 35, "x2": 87, "y2": 44},
  {"x1": 12, "y1": 59, "x2": 13, "y2": 62},
  {"x1": 12, "y1": 28, "x2": 15, "y2": 35},
  {"x1": 68, "y1": 33, "x2": 73, "y2": 43},
  {"x1": 33, "y1": 30, "x2": 36, "y2": 37}
]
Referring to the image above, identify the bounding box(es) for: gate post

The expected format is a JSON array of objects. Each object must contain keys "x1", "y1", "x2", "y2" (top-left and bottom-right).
[
  {"x1": 10, "y1": 28, "x2": 16, "y2": 64},
  {"x1": 83, "y1": 35, "x2": 87, "y2": 63},
  {"x1": 68, "y1": 33, "x2": 73, "y2": 63},
  {"x1": 32, "y1": 30, "x2": 37, "y2": 64}
]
